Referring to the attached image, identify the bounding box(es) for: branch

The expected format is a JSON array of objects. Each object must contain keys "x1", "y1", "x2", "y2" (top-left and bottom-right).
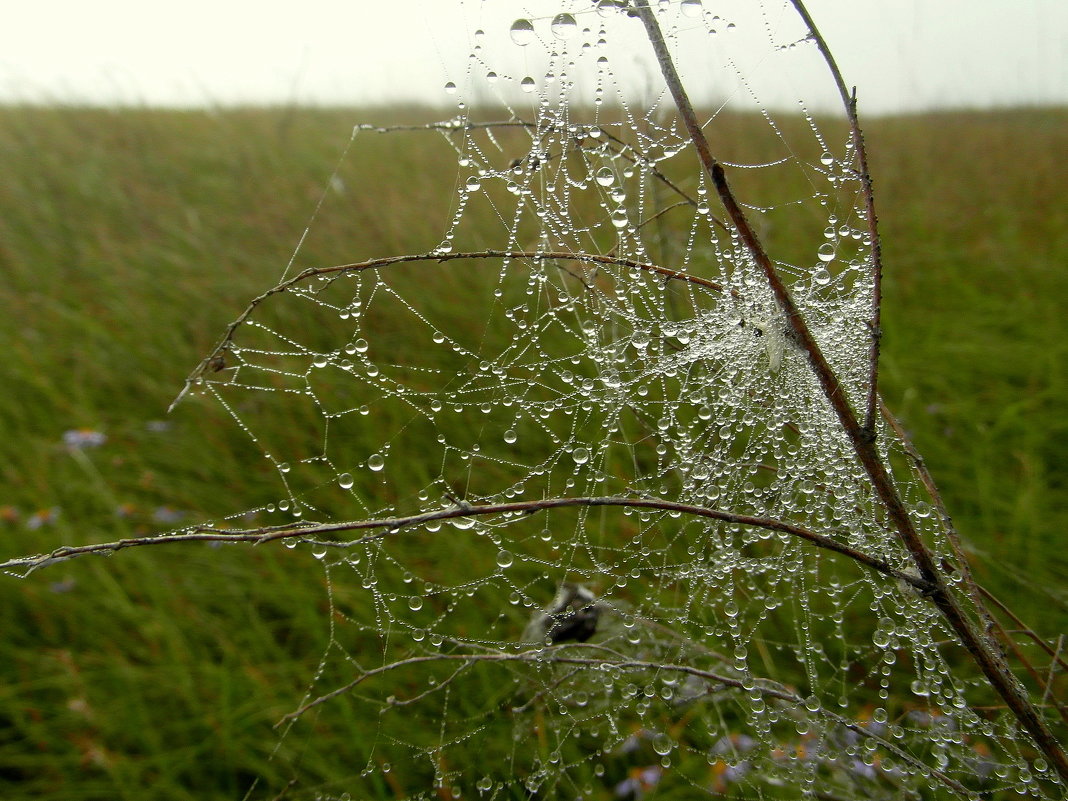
[
  {"x1": 0, "y1": 495, "x2": 932, "y2": 593},
  {"x1": 787, "y1": 0, "x2": 885, "y2": 435},
  {"x1": 632, "y1": 0, "x2": 1068, "y2": 780},
  {"x1": 167, "y1": 249, "x2": 732, "y2": 412}
]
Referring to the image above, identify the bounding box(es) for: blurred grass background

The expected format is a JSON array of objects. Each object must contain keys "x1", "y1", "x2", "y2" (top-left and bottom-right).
[{"x1": 0, "y1": 105, "x2": 1064, "y2": 799}]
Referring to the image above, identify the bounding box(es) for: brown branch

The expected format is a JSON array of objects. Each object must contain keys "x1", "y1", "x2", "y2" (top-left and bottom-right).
[
  {"x1": 632, "y1": 0, "x2": 1067, "y2": 780},
  {"x1": 787, "y1": 0, "x2": 885, "y2": 435},
  {"x1": 167, "y1": 249, "x2": 732, "y2": 412},
  {"x1": 1, "y1": 495, "x2": 932, "y2": 594},
  {"x1": 879, "y1": 401, "x2": 995, "y2": 633}
]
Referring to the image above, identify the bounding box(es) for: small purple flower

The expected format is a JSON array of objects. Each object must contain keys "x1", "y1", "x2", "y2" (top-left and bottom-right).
[
  {"x1": 152, "y1": 506, "x2": 185, "y2": 524},
  {"x1": 614, "y1": 765, "x2": 662, "y2": 799},
  {"x1": 63, "y1": 429, "x2": 106, "y2": 449},
  {"x1": 26, "y1": 507, "x2": 60, "y2": 529},
  {"x1": 49, "y1": 578, "x2": 76, "y2": 594}
]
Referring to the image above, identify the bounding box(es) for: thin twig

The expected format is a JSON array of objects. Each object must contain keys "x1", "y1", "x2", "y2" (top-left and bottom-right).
[
  {"x1": 167, "y1": 249, "x2": 733, "y2": 411},
  {"x1": 787, "y1": 0, "x2": 885, "y2": 436},
  {"x1": 879, "y1": 401, "x2": 997, "y2": 636},
  {"x1": 0, "y1": 495, "x2": 933, "y2": 594}
]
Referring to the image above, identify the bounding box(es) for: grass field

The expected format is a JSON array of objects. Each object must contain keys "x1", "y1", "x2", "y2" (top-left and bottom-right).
[{"x1": 0, "y1": 105, "x2": 1065, "y2": 799}]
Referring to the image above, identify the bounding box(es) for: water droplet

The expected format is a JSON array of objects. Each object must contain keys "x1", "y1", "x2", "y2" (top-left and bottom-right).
[
  {"x1": 353, "y1": 338, "x2": 369, "y2": 353},
  {"x1": 812, "y1": 266, "x2": 832, "y2": 286},
  {"x1": 817, "y1": 242, "x2": 836, "y2": 262},
  {"x1": 408, "y1": 595, "x2": 424, "y2": 611},
  {"x1": 503, "y1": 429, "x2": 517, "y2": 444},
  {"x1": 496, "y1": 550, "x2": 514, "y2": 568},
  {"x1": 595, "y1": 167, "x2": 614, "y2": 187},
  {"x1": 652, "y1": 733, "x2": 673, "y2": 755},
  {"x1": 466, "y1": 176, "x2": 481, "y2": 191},
  {"x1": 278, "y1": 462, "x2": 290, "y2": 473},
  {"x1": 572, "y1": 447, "x2": 591, "y2": 465},
  {"x1": 610, "y1": 208, "x2": 628, "y2": 229},
  {"x1": 509, "y1": 19, "x2": 535, "y2": 46},
  {"x1": 486, "y1": 71, "x2": 498, "y2": 84},
  {"x1": 820, "y1": 151, "x2": 834, "y2": 166},
  {"x1": 338, "y1": 472, "x2": 354, "y2": 489},
  {"x1": 681, "y1": 0, "x2": 703, "y2": 18},
  {"x1": 367, "y1": 453, "x2": 385, "y2": 472},
  {"x1": 520, "y1": 76, "x2": 536, "y2": 93},
  {"x1": 443, "y1": 81, "x2": 457, "y2": 95},
  {"x1": 551, "y1": 13, "x2": 578, "y2": 40}
]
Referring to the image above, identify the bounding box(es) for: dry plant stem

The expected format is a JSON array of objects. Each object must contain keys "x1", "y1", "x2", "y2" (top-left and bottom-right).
[
  {"x1": 879, "y1": 403, "x2": 989, "y2": 617},
  {"x1": 632, "y1": 0, "x2": 1067, "y2": 781},
  {"x1": 978, "y1": 586, "x2": 1068, "y2": 675},
  {"x1": 788, "y1": 0, "x2": 884, "y2": 435},
  {"x1": 883, "y1": 371, "x2": 1068, "y2": 713},
  {"x1": 0, "y1": 496, "x2": 930, "y2": 593},
  {"x1": 168, "y1": 249, "x2": 731, "y2": 411},
  {"x1": 277, "y1": 647, "x2": 970, "y2": 796}
]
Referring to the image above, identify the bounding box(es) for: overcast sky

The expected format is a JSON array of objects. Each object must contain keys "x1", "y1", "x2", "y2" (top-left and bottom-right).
[{"x1": 1, "y1": 0, "x2": 1064, "y2": 114}]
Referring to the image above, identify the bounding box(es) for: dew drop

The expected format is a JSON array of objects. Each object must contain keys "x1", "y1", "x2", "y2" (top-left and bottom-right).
[
  {"x1": 466, "y1": 176, "x2": 481, "y2": 191},
  {"x1": 496, "y1": 550, "x2": 514, "y2": 568},
  {"x1": 817, "y1": 242, "x2": 836, "y2": 262},
  {"x1": 595, "y1": 167, "x2": 615, "y2": 187},
  {"x1": 408, "y1": 595, "x2": 424, "y2": 611},
  {"x1": 550, "y1": 13, "x2": 578, "y2": 39},
  {"x1": 610, "y1": 208, "x2": 628, "y2": 229},
  {"x1": 652, "y1": 733, "x2": 673, "y2": 755},
  {"x1": 680, "y1": 0, "x2": 703, "y2": 17},
  {"x1": 503, "y1": 429, "x2": 518, "y2": 444},
  {"x1": 509, "y1": 19, "x2": 535, "y2": 46},
  {"x1": 520, "y1": 76, "x2": 536, "y2": 93},
  {"x1": 367, "y1": 453, "x2": 385, "y2": 472},
  {"x1": 572, "y1": 447, "x2": 591, "y2": 465},
  {"x1": 443, "y1": 81, "x2": 457, "y2": 95},
  {"x1": 820, "y1": 151, "x2": 834, "y2": 166},
  {"x1": 338, "y1": 472, "x2": 354, "y2": 489}
]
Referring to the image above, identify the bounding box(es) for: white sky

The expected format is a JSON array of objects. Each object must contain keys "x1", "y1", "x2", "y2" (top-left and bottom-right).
[{"x1": 0, "y1": 0, "x2": 1065, "y2": 114}]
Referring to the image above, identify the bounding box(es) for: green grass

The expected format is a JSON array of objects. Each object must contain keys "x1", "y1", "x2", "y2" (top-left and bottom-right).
[{"x1": 0, "y1": 105, "x2": 1065, "y2": 799}]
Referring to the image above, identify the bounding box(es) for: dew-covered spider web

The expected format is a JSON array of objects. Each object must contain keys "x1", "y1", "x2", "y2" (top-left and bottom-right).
[{"x1": 163, "y1": 1, "x2": 1061, "y2": 799}]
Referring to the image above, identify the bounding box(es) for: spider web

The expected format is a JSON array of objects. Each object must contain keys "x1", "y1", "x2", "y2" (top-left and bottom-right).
[{"x1": 166, "y1": 2, "x2": 1060, "y2": 798}]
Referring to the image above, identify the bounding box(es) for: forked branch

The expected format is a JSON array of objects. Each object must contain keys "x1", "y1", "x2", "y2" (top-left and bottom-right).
[{"x1": 631, "y1": 0, "x2": 1066, "y2": 780}]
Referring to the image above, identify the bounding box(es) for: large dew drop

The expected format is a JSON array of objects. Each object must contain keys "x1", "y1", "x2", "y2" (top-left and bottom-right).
[
  {"x1": 550, "y1": 13, "x2": 578, "y2": 40},
  {"x1": 509, "y1": 19, "x2": 536, "y2": 46},
  {"x1": 681, "y1": 0, "x2": 704, "y2": 17}
]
